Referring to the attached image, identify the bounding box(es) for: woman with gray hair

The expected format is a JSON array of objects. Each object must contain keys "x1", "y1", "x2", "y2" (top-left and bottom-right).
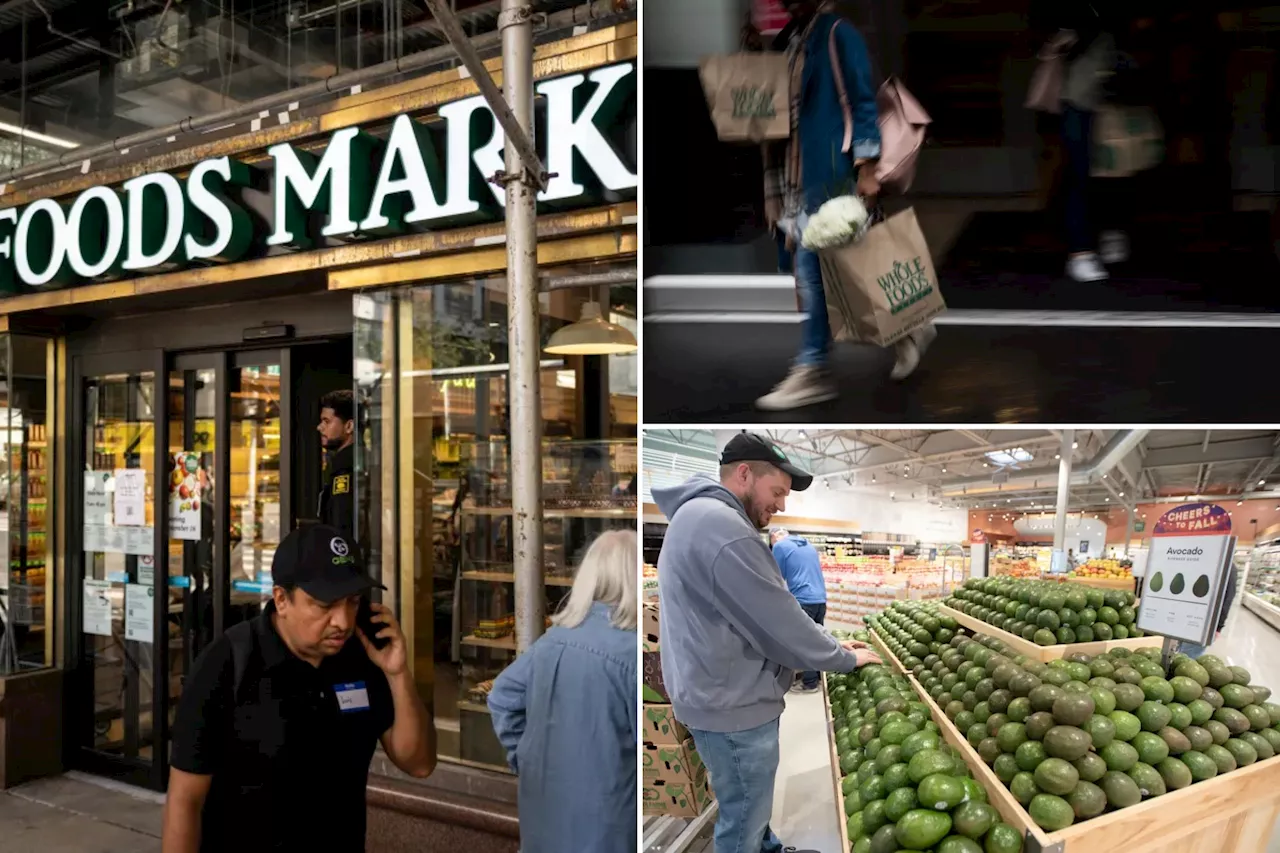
[{"x1": 487, "y1": 528, "x2": 638, "y2": 853}]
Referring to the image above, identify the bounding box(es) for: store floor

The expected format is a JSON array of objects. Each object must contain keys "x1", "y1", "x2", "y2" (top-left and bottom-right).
[
  {"x1": 642, "y1": 322, "x2": 1280, "y2": 424},
  {"x1": 0, "y1": 772, "x2": 163, "y2": 852}
]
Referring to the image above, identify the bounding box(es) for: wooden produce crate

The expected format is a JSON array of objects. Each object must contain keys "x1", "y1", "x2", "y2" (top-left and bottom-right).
[
  {"x1": 1049, "y1": 575, "x2": 1137, "y2": 592},
  {"x1": 822, "y1": 672, "x2": 851, "y2": 853},
  {"x1": 874, "y1": 618, "x2": 1280, "y2": 853},
  {"x1": 938, "y1": 604, "x2": 1163, "y2": 663}
]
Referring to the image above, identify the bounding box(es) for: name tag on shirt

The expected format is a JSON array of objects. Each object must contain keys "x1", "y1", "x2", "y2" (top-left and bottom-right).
[{"x1": 334, "y1": 681, "x2": 371, "y2": 713}]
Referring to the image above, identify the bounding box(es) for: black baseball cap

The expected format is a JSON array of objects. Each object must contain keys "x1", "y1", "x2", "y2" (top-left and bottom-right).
[
  {"x1": 272, "y1": 525, "x2": 385, "y2": 604},
  {"x1": 720, "y1": 433, "x2": 814, "y2": 491}
]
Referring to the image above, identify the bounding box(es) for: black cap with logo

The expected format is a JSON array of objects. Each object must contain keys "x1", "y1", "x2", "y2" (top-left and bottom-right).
[
  {"x1": 272, "y1": 524, "x2": 385, "y2": 604},
  {"x1": 719, "y1": 432, "x2": 814, "y2": 491}
]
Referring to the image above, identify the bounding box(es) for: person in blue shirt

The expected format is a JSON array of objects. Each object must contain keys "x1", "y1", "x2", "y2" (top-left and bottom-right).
[
  {"x1": 770, "y1": 528, "x2": 829, "y2": 692},
  {"x1": 487, "y1": 529, "x2": 637, "y2": 853}
]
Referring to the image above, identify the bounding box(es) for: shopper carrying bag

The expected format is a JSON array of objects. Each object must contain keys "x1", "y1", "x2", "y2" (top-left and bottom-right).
[
  {"x1": 699, "y1": 16, "x2": 791, "y2": 143},
  {"x1": 1026, "y1": 29, "x2": 1078, "y2": 114}
]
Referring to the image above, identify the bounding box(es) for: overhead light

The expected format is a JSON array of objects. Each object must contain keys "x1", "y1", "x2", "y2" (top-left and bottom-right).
[
  {"x1": 1261, "y1": 480, "x2": 1267, "y2": 486},
  {"x1": 1238, "y1": 501, "x2": 1243, "y2": 507},
  {"x1": 941, "y1": 466, "x2": 947, "y2": 473},
  {"x1": 0, "y1": 120, "x2": 78, "y2": 150},
  {"x1": 544, "y1": 302, "x2": 637, "y2": 355},
  {"x1": 1105, "y1": 498, "x2": 1110, "y2": 502},
  {"x1": 1119, "y1": 492, "x2": 1124, "y2": 497},
  {"x1": 1055, "y1": 454, "x2": 1061, "y2": 460},
  {"x1": 872, "y1": 475, "x2": 877, "y2": 483},
  {"x1": 1073, "y1": 442, "x2": 1079, "y2": 449},
  {"x1": 799, "y1": 430, "x2": 808, "y2": 439}
]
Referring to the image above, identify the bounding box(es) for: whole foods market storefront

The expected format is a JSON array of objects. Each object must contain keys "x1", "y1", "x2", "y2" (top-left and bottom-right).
[{"x1": 0, "y1": 20, "x2": 636, "y2": 835}]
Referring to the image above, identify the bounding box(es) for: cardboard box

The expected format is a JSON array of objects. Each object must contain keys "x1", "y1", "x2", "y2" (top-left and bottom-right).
[
  {"x1": 642, "y1": 601, "x2": 660, "y2": 652},
  {"x1": 643, "y1": 651, "x2": 670, "y2": 703},
  {"x1": 642, "y1": 776, "x2": 713, "y2": 817},
  {"x1": 642, "y1": 737, "x2": 706, "y2": 783},
  {"x1": 643, "y1": 704, "x2": 690, "y2": 745}
]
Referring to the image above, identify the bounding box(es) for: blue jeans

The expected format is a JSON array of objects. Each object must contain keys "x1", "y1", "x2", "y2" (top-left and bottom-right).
[
  {"x1": 689, "y1": 719, "x2": 785, "y2": 853},
  {"x1": 1062, "y1": 104, "x2": 1095, "y2": 253},
  {"x1": 799, "y1": 602, "x2": 827, "y2": 689},
  {"x1": 776, "y1": 228, "x2": 832, "y2": 368},
  {"x1": 1178, "y1": 640, "x2": 1208, "y2": 659}
]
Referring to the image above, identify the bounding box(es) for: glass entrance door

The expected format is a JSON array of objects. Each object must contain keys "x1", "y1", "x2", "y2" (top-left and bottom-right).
[{"x1": 72, "y1": 347, "x2": 294, "y2": 790}]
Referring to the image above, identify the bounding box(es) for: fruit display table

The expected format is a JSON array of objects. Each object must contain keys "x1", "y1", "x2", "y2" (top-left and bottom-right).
[
  {"x1": 939, "y1": 604, "x2": 1161, "y2": 664},
  {"x1": 822, "y1": 670, "x2": 852, "y2": 853},
  {"x1": 869, "y1": 608, "x2": 1280, "y2": 853}
]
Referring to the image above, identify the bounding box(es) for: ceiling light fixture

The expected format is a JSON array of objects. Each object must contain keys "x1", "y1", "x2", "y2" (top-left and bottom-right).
[
  {"x1": 0, "y1": 120, "x2": 78, "y2": 150},
  {"x1": 544, "y1": 302, "x2": 638, "y2": 355}
]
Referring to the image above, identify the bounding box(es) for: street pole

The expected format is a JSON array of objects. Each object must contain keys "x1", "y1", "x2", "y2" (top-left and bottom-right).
[
  {"x1": 1053, "y1": 429, "x2": 1075, "y2": 569},
  {"x1": 500, "y1": 0, "x2": 545, "y2": 654}
]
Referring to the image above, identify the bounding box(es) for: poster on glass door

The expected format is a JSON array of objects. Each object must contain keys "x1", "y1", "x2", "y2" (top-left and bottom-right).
[
  {"x1": 169, "y1": 452, "x2": 204, "y2": 541},
  {"x1": 1135, "y1": 502, "x2": 1234, "y2": 644}
]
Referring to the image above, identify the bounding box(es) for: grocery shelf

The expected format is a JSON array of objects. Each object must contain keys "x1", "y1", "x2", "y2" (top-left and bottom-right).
[
  {"x1": 460, "y1": 634, "x2": 516, "y2": 651},
  {"x1": 460, "y1": 571, "x2": 574, "y2": 587},
  {"x1": 938, "y1": 604, "x2": 1162, "y2": 663},
  {"x1": 1243, "y1": 592, "x2": 1280, "y2": 634}
]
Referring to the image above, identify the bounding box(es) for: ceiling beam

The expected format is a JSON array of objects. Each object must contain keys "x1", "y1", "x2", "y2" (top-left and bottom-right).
[
  {"x1": 1141, "y1": 436, "x2": 1277, "y2": 470},
  {"x1": 957, "y1": 429, "x2": 990, "y2": 447}
]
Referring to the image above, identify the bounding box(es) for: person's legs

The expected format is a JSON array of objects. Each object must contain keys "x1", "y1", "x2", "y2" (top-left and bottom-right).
[
  {"x1": 1062, "y1": 105, "x2": 1107, "y2": 281},
  {"x1": 1177, "y1": 640, "x2": 1206, "y2": 659},
  {"x1": 756, "y1": 243, "x2": 837, "y2": 411},
  {"x1": 690, "y1": 719, "x2": 786, "y2": 853},
  {"x1": 798, "y1": 603, "x2": 826, "y2": 690}
]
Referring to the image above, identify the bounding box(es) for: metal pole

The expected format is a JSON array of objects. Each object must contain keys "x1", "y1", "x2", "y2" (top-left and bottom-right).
[
  {"x1": 1124, "y1": 506, "x2": 1136, "y2": 557},
  {"x1": 500, "y1": 0, "x2": 545, "y2": 654},
  {"x1": 1053, "y1": 429, "x2": 1075, "y2": 558}
]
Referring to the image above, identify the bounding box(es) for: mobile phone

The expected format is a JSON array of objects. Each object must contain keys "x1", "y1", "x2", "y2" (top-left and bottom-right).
[{"x1": 357, "y1": 598, "x2": 391, "y2": 650}]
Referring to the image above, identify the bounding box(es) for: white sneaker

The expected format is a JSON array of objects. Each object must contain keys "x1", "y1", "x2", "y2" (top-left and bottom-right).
[
  {"x1": 913, "y1": 322, "x2": 938, "y2": 357},
  {"x1": 1066, "y1": 253, "x2": 1109, "y2": 282},
  {"x1": 755, "y1": 365, "x2": 837, "y2": 411},
  {"x1": 890, "y1": 337, "x2": 921, "y2": 381},
  {"x1": 1100, "y1": 230, "x2": 1130, "y2": 265}
]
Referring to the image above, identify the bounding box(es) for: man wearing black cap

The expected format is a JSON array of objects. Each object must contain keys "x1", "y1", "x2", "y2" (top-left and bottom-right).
[
  {"x1": 161, "y1": 524, "x2": 435, "y2": 853},
  {"x1": 652, "y1": 432, "x2": 880, "y2": 853}
]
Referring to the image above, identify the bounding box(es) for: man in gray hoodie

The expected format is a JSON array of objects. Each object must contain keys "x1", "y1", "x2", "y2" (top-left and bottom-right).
[{"x1": 654, "y1": 432, "x2": 880, "y2": 853}]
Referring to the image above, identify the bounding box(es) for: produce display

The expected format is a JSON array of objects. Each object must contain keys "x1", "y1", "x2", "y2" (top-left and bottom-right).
[
  {"x1": 827, "y1": 659, "x2": 1025, "y2": 853},
  {"x1": 872, "y1": 605, "x2": 1280, "y2": 833},
  {"x1": 947, "y1": 577, "x2": 1144, "y2": 646},
  {"x1": 991, "y1": 556, "x2": 1039, "y2": 578},
  {"x1": 1069, "y1": 559, "x2": 1133, "y2": 580}
]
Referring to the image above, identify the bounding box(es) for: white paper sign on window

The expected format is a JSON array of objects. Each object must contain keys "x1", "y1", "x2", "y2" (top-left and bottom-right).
[
  {"x1": 124, "y1": 583, "x2": 153, "y2": 643},
  {"x1": 113, "y1": 469, "x2": 147, "y2": 527},
  {"x1": 83, "y1": 579, "x2": 113, "y2": 637}
]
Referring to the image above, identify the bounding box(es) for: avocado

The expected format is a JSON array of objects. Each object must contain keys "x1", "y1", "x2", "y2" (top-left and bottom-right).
[
  {"x1": 894, "y1": 809, "x2": 952, "y2": 851},
  {"x1": 1175, "y1": 660, "x2": 1211, "y2": 687},
  {"x1": 907, "y1": 749, "x2": 957, "y2": 784},
  {"x1": 1160, "y1": 726, "x2": 1193, "y2": 755},
  {"x1": 1150, "y1": 572, "x2": 1164, "y2": 592},
  {"x1": 1082, "y1": 714, "x2": 1116, "y2": 750},
  {"x1": 1114, "y1": 666, "x2": 1143, "y2": 687},
  {"x1": 883, "y1": 763, "x2": 912, "y2": 794},
  {"x1": 1169, "y1": 573, "x2": 1185, "y2": 595},
  {"x1": 1141, "y1": 676, "x2": 1175, "y2": 704},
  {"x1": 1128, "y1": 761, "x2": 1167, "y2": 798},
  {"x1": 1112, "y1": 683, "x2": 1146, "y2": 713},
  {"x1": 951, "y1": 800, "x2": 999, "y2": 840},
  {"x1": 902, "y1": 729, "x2": 941, "y2": 761},
  {"x1": 1093, "y1": 622, "x2": 1114, "y2": 641},
  {"x1": 1251, "y1": 684, "x2": 1272, "y2": 702},
  {"x1": 1181, "y1": 749, "x2": 1219, "y2": 781},
  {"x1": 884, "y1": 781, "x2": 920, "y2": 822},
  {"x1": 978, "y1": 738, "x2": 1002, "y2": 765},
  {"x1": 1100, "y1": 770, "x2": 1143, "y2": 808},
  {"x1": 1073, "y1": 752, "x2": 1108, "y2": 783},
  {"x1": 1137, "y1": 701, "x2": 1174, "y2": 732},
  {"x1": 1089, "y1": 687, "x2": 1118, "y2": 717},
  {"x1": 859, "y1": 774, "x2": 887, "y2": 804},
  {"x1": 1026, "y1": 712, "x2": 1056, "y2": 741},
  {"x1": 1214, "y1": 706, "x2": 1252, "y2": 735},
  {"x1": 967, "y1": 723, "x2": 989, "y2": 749},
  {"x1": 868, "y1": 824, "x2": 898, "y2": 853},
  {"x1": 1186, "y1": 699, "x2": 1214, "y2": 727},
  {"x1": 1075, "y1": 624, "x2": 1095, "y2": 643},
  {"x1": 1157, "y1": 756, "x2": 1194, "y2": 790},
  {"x1": 993, "y1": 753, "x2": 1019, "y2": 784},
  {"x1": 1183, "y1": 725, "x2": 1214, "y2": 751},
  {"x1": 847, "y1": 811, "x2": 865, "y2": 842},
  {"x1": 1028, "y1": 793, "x2": 1075, "y2": 831},
  {"x1": 1052, "y1": 693, "x2": 1096, "y2": 726},
  {"x1": 1011, "y1": 739, "x2": 1044, "y2": 772},
  {"x1": 1240, "y1": 731, "x2": 1275, "y2": 760},
  {"x1": 1263, "y1": 702, "x2": 1280, "y2": 726},
  {"x1": 918, "y1": 774, "x2": 966, "y2": 811},
  {"x1": 875, "y1": 744, "x2": 904, "y2": 773},
  {"x1": 1191, "y1": 575, "x2": 1210, "y2": 598},
  {"x1": 1201, "y1": 686, "x2": 1226, "y2": 710},
  {"x1": 1206, "y1": 664, "x2": 1235, "y2": 690},
  {"x1": 937, "y1": 837, "x2": 985, "y2": 853},
  {"x1": 986, "y1": 714, "x2": 1011, "y2": 738},
  {"x1": 861, "y1": 799, "x2": 890, "y2": 835},
  {"x1": 1132, "y1": 732, "x2": 1170, "y2": 765},
  {"x1": 1007, "y1": 697, "x2": 1031, "y2": 723},
  {"x1": 1044, "y1": 726, "x2": 1092, "y2": 761},
  {"x1": 960, "y1": 777, "x2": 987, "y2": 804},
  {"x1": 1108, "y1": 710, "x2": 1142, "y2": 742},
  {"x1": 1201, "y1": 743, "x2": 1238, "y2": 774},
  {"x1": 996, "y1": 722, "x2": 1028, "y2": 754},
  {"x1": 1205, "y1": 720, "x2": 1232, "y2": 745},
  {"x1": 1009, "y1": 771, "x2": 1038, "y2": 806},
  {"x1": 1033, "y1": 757, "x2": 1080, "y2": 795},
  {"x1": 1225, "y1": 736, "x2": 1259, "y2": 766},
  {"x1": 1242, "y1": 704, "x2": 1272, "y2": 731},
  {"x1": 1100, "y1": 740, "x2": 1140, "y2": 772},
  {"x1": 1231, "y1": 665, "x2": 1252, "y2": 684}
]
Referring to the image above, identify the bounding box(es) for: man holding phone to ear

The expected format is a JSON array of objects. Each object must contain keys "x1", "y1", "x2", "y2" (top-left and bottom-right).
[{"x1": 161, "y1": 525, "x2": 435, "y2": 853}]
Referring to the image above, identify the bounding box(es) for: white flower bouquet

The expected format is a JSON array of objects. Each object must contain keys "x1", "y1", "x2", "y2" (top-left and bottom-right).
[{"x1": 800, "y1": 194, "x2": 870, "y2": 250}]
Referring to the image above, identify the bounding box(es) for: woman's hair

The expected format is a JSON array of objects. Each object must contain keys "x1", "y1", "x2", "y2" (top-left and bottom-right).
[{"x1": 552, "y1": 529, "x2": 638, "y2": 631}]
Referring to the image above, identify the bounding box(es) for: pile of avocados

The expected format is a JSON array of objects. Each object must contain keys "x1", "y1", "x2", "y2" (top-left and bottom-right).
[
  {"x1": 877, "y1": 618, "x2": 1280, "y2": 833},
  {"x1": 946, "y1": 577, "x2": 1143, "y2": 646},
  {"x1": 829, "y1": 659, "x2": 1024, "y2": 853}
]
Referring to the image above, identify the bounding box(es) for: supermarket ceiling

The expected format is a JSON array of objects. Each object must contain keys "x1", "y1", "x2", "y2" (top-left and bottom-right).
[{"x1": 643, "y1": 429, "x2": 1280, "y2": 513}]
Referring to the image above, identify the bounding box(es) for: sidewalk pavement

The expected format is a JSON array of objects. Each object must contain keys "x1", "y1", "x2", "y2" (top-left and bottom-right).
[{"x1": 0, "y1": 772, "x2": 163, "y2": 853}]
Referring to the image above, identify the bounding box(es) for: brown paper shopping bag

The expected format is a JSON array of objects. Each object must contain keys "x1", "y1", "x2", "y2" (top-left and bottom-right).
[
  {"x1": 698, "y1": 53, "x2": 790, "y2": 142},
  {"x1": 817, "y1": 207, "x2": 946, "y2": 348}
]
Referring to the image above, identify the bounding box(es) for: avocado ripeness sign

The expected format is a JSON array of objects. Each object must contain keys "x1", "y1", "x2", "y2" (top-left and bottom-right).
[{"x1": 0, "y1": 62, "x2": 637, "y2": 294}]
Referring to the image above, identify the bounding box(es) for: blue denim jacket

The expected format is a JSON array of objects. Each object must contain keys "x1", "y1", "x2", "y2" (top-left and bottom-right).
[
  {"x1": 797, "y1": 13, "x2": 882, "y2": 212},
  {"x1": 488, "y1": 602, "x2": 637, "y2": 853}
]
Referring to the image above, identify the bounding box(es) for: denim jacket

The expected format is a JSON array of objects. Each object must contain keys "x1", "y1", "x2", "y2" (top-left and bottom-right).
[
  {"x1": 488, "y1": 602, "x2": 637, "y2": 853},
  {"x1": 796, "y1": 13, "x2": 882, "y2": 212}
]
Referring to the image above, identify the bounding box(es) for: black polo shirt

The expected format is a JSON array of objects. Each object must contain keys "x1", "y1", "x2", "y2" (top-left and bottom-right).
[{"x1": 171, "y1": 603, "x2": 395, "y2": 852}]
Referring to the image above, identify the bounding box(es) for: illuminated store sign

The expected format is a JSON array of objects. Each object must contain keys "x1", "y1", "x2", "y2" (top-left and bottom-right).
[{"x1": 0, "y1": 62, "x2": 636, "y2": 292}]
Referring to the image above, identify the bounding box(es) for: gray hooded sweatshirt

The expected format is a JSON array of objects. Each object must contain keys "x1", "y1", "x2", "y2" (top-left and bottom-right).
[{"x1": 654, "y1": 474, "x2": 859, "y2": 733}]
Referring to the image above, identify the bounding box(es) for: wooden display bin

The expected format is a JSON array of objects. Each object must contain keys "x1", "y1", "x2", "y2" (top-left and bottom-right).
[
  {"x1": 1042, "y1": 575, "x2": 1137, "y2": 592},
  {"x1": 869, "y1": 627, "x2": 1280, "y2": 853},
  {"x1": 938, "y1": 604, "x2": 1164, "y2": 664}
]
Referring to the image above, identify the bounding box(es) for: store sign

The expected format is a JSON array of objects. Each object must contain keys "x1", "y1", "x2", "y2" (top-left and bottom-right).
[
  {"x1": 0, "y1": 62, "x2": 637, "y2": 293},
  {"x1": 1136, "y1": 502, "x2": 1234, "y2": 644}
]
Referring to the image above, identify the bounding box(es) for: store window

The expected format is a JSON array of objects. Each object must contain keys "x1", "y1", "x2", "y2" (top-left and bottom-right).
[
  {"x1": 0, "y1": 335, "x2": 56, "y2": 675},
  {"x1": 353, "y1": 262, "x2": 637, "y2": 770}
]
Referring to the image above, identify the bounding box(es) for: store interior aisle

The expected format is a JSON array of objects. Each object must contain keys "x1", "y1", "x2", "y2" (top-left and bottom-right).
[{"x1": 772, "y1": 690, "x2": 842, "y2": 853}]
